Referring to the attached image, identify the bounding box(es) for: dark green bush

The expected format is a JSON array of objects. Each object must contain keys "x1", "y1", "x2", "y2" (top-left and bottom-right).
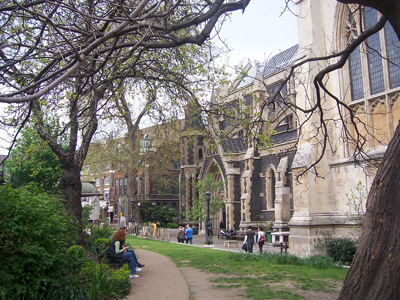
[
  {"x1": 95, "y1": 238, "x2": 111, "y2": 247},
  {"x1": 166, "y1": 222, "x2": 179, "y2": 228},
  {"x1": 85, "y1": 226, "x2": 114, "y2": 252},
  {"x1": 110, "y1": 266, "x2": 131, "y2": 297},
  {"x1": 326, "y1": 237, "x2": 357, "y2": 264},
  {"x1": 66, "y1": 245, "x2": 86, "y2": 260},
  {"x1": 0, "y1": 184, "x2": 76, "y2": 299},
  {"x1": 80, "y1": 261, "x2": 130, "y2": 300}
]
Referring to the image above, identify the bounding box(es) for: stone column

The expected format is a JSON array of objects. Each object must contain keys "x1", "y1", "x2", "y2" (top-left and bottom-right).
[{"x1": 273, "y1": 156, "x2": 291, "y2": 230}]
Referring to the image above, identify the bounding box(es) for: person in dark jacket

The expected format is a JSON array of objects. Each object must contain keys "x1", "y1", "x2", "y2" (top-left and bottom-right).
[
  {"x1": 177, "y1": 226, "x2": 186, "y2": 243},
  {"x1": 243, "y1": 226, "x2": 256, "y2": 253},
  {"x1": 107, "y1": 228, "x2": 139, "y2": 278}
]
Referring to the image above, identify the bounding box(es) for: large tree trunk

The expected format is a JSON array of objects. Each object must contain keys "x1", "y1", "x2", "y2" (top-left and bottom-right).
[
  {"x1": 335, "y1": 1, "x2": 400, "y2": 299},
  {"x1": 127, "y1": 165, "x2": 142, "y2": 225},
  {"x1": 339, "y1": 122, "x2": 400, "y2": 299},
  {"x1": 59, "y1": 158, "x2": 85, "y2": 246}
]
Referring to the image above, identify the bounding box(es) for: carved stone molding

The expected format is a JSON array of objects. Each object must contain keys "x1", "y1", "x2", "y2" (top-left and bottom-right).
[
  {"x1": 370, "y1": 97, "x2": 386, "y2": 113},
  {"x1": 389, "y1": 92, "x2": 400, "y2": 107}
]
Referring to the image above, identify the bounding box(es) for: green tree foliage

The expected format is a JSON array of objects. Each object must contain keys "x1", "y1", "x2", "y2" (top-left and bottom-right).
[
  {"x1": 185, "y1": 173, "x2": 225, "y2": 222},
  {"x1": 0, "y1": 184, "x2": 76, "y2": 299},
  {"x1": 4, "y1": 125, "x2": 62, "y2": 192},
  {"x1": 139, "y1": 200, "x2": 179, "y2": 226},
  {"x1": 345, "y1": 181, "x2": 367, "y2": 241}
]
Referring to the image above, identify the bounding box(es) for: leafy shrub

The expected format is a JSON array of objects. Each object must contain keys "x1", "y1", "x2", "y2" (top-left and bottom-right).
[
  {"x1": 95, "y1": 238, "x2": 111, "y2": 247},
  {"x1": 66, "y1": 245, "x2": 86, "y2": 260},
  {"x1": 86, "y1": 226, "x2": 114, "y2": 252},
  {"x1": 0, "y1": 184, "x2": 76, "y2": 300},
  {"x1": 39, "y1": 274, "x2": 86, "y2": 300},
  {"x1": 166, "y1": 222, "x2": 179, "y2": 228},
  {"x1": 80, "y1": 261, "x2": 130, "y2": 300},
  {"x1": 110, "y1": 265, "x2": 131, "y2": 297},
  {"x1": 326, "y1": 237, "x2": 357, "y2": 264}
]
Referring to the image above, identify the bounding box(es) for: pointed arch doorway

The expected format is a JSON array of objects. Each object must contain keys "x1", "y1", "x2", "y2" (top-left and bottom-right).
[{"x1": 200, "y1": 162, "x2": 226, "y2": 235}]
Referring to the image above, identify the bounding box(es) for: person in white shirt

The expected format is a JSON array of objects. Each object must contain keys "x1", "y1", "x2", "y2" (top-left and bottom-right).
[
  {"x1": 120, "y1": 214, "x2": 127, "y2": 228},
  {"x1": 257, "y1": 227, "x2": 266, "y2": 253}
]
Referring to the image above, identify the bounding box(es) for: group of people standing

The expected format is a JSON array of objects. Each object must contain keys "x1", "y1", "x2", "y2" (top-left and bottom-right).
[{"x1": 177, "y1": 224, "x2": 193, "y2": 244}]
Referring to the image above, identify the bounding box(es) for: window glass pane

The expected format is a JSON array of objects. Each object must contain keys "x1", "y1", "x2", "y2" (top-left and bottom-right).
[
  {"x1": 115, "y1": 179, "x2": 118, "y2": 196},
  {"x1": 349, "y1": 46, "x2": 364, "y2": 100},
  {"x1": 171, "y1": 176, "x2": 177, "y2": 194},
  {"x1": 384, "y1": 22, "x2": 400, "y2": 89},
  {"x1": 163, "y1": 175, "x2": 169, "y2": 194},
  {"x1": 364, "y1": 8, "x2": 385, "y2": 95},
  {"x1": 270, "y1": 169, "x2": 276, "y2": 209}
]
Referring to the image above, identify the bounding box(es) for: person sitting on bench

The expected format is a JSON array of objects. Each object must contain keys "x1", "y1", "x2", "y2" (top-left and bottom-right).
[{"x1": 106, "y1": 228, "x2": 139, "y2": 278}]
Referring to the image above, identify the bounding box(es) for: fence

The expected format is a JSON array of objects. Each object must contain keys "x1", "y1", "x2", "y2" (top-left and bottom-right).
[{"x1": 130, "y1": 225, "x2": 178, "y2": 242}]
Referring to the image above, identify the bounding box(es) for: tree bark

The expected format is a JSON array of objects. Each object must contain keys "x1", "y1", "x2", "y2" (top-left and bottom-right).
[
  {"x1": 59, "y1": 159, "x2": 85, "y2": 246},
  {"x1": 334, "y1": 1, "x2": 400, "y2": 298},
  {"x1": 339, "y1": 121, "x2": 400, "y2": 299}
]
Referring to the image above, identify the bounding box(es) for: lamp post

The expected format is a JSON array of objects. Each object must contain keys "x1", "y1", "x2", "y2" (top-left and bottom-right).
[
  {"x1": 106, "y1": 201, "x2": 109, "y2": 224},
  {"x1": 205, "y1": 191, "x2": 213, "y2": 245}
]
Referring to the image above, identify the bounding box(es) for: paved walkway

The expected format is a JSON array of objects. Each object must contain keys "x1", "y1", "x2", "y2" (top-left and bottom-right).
[{"x1": 123, "y1": 235, "x2": 282, "y2": 300}]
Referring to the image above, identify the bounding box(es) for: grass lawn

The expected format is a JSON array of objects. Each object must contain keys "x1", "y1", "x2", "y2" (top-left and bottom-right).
[{"x1": 126, "y1": 236, "x2": 348, "y2": 299}]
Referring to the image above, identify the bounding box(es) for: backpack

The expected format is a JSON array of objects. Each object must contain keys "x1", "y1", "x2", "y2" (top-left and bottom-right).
[
  {"x1": 106, "y1": 240, "x2": 124, "y2": 263},
  {"x1": 178, "y1": 230, "x2": 186, "y2": 241}
]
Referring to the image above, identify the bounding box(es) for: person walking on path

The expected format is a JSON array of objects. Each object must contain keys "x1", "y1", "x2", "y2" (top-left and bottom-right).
[
  {"x1": 185, "y1": 224, "x2": 193, "y2": 244},
  {"x1": 257, "y1": 227, "x2": 266, "y2": 253},
  {"x1": 243, "y1": 226, "x2": 256, "y2": 253}
]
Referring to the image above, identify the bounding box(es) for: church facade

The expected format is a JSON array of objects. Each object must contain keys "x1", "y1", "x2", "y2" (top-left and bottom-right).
[{"x1": 179, "y1": 0, "x2": 400, "y2": 257}]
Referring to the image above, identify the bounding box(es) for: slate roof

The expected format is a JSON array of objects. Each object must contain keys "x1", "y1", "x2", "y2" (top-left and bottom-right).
[
  {"x1": 231, "y1": 45, "x2": 299, "y2": 92},
  {"x1": 262, "y1": 44, "x2": 299, "y2": 77},
  {"x1": 270, "y1": 129, "x2": 298, "y2": 144},
  {"x1": 233, "y1": 64, "x2": 257, "y2": 90},
  {"x1": 222, "y1": 138, "x2": 248, "y2": 153}
]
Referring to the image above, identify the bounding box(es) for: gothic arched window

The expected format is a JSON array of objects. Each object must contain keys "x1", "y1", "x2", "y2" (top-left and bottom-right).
[
  {"x1": 266, "y1": 167, "x2": 276, "y2": 210},
  {"x1": 347, "y1": 7, "x2": 400, "y2": 101}
]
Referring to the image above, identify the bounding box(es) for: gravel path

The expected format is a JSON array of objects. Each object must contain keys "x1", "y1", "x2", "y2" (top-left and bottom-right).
[{"x1": 123, "y1": 249, "x2": 189, "y2": 300}]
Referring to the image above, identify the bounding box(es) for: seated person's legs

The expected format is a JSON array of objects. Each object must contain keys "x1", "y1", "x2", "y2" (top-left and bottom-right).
[{"x1": 123, "y1": 252, "x2": 137, "y2": 275}]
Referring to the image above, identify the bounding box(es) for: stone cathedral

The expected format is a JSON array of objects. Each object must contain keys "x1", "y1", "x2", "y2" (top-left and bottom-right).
[{"x1": 179, "y1": 0, "x2": 400, "y2": 257}]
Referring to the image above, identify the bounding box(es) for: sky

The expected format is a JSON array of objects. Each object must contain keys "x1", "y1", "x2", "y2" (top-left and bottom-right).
[
  {"x1": 0, "y1": 0, "x2": 299, "y2": 156},
  {"x1": 214, "y1": 0, "x2": 298, "y2": 66}
]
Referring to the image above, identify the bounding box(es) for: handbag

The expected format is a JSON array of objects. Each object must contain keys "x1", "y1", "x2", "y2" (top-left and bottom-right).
[
  {"x1": 241, "y1": 243, "x2": 248, "y2": 251},
  {"x1": 259, "y1": 235, "x2": 266, "y2": 242}
]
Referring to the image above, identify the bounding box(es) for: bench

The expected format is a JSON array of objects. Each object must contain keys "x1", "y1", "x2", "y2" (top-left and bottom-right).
[
  {"x1": 223, "y1": 241, "x2": 238, "y2": 248},
  {"x1": 280, "y1": 242, "x2": 289, "y2": 253},
  {"x1": 229, "y1": 231, "x2": 246, "y2": 241},
  {"x1": 95, "y1": 242, "x2": 124, "y2": 269},
  {"x1": 271, "y1": 231, "x2": 290, "y2": 253}
]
